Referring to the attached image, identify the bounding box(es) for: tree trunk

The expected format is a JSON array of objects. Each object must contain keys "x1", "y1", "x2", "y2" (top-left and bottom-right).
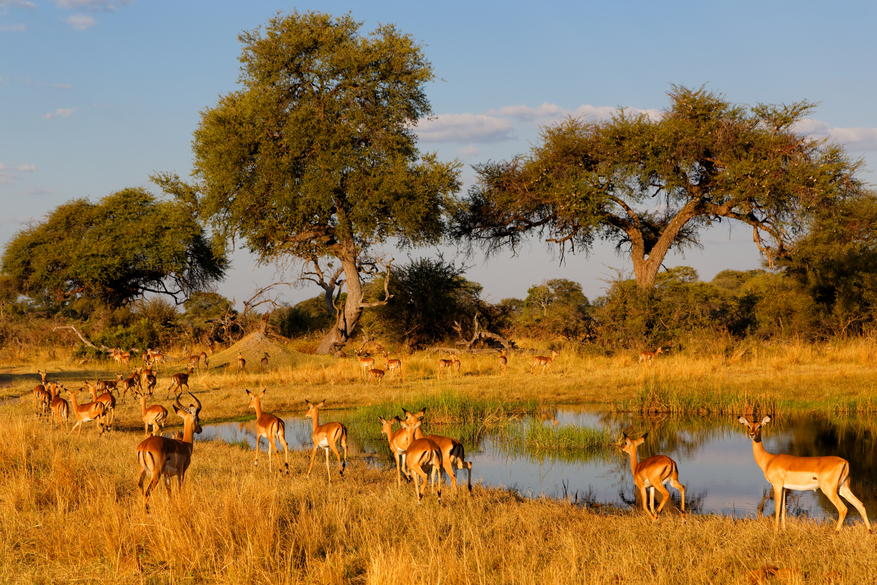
[{"x1": 316, "y1": 239, "x2": 366, "y2": 356}]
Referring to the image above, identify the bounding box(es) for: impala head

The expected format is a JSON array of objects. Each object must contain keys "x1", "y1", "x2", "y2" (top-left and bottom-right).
[
  {"x1": 378, "y1": 415, "x2": 401, "y2": 436},
  {"x1": 399, "y1": 418, "x2": 421, "y2": 434},
  {"x1": 738, "y1": 416, "x2": 771, "y2": 441},
  {"x1": 402, "y1": 407, "x2": 426, "y2": 426},
  {"x1": 618, "y1": 432, "x2": 647, "y2": 455},
  {"x1": 246, "y1": 389, "x2": 266, "y2": 411},
  {"x1": 304, "y1": 399, "x2": 325, "y2": 420},
  {"x1": 173, "y1": 391, "x2": 203, "y2": 434}
]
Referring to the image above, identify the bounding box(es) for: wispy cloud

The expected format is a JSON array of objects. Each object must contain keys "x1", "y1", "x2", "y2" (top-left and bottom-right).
[
  {"x1": 67, "y1": 14, "x2": 95, "y2": 29},
  {"x1": 0, "y1": 23, "x2": 26, "y2": 31},
  {"x1": 52, "y1": 82, "x2": 73, "y2": 89},
  {"x1": 0, "y1": 0, "x2": 38, "y2": 9},
  {"x1": 415, "y1": 113, "x2": 515, "y2": 144},
  {"x1": 55, "y1": 0, "x2": 135, "y2": 12},
  {"x1": 795, "y1": 119, "x2": 877, "y2": 152},
  {"x1": 17, "y1": 164, "x2": 36, "y2": 172},
  {"x1": 43, "y1": 108, "x2": 75, "y2": 119}
]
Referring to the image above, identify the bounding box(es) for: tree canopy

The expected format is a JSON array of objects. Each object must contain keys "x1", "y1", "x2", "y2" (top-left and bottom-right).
[
  {"x1": 1, "y1": 187, "x2": 227, "y2": 309},
  {"x1": 155, "y1": 10, "x2": 460, "y2": 355},
  {"x1": 452, "y1": 85, "x2": 871, "y2": 288}
]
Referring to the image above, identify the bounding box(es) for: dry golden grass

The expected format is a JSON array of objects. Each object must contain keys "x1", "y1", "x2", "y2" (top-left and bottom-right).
[{"x1": 2, "y1": 410, "x2": 877, "y2": 585}]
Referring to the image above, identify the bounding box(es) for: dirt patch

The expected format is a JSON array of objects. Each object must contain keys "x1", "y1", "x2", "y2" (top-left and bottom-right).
[{"x1": 208, "y1": 333, "x2": 323, "y2": 370}]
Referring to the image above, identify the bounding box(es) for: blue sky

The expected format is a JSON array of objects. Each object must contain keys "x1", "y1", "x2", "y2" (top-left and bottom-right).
[{"x1": 2, "y1": 0, "x2": 876, "y2": 308}]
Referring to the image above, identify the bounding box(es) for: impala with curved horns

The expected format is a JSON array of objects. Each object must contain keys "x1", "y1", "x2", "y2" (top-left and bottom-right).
[
  {"x1": 403, "y1": 408, "x2": 472, "y2": 494},
  {"x1": 136, "y1": 391, "x2": 202, "y2": 514},
  {"x1": 246, "y1": 389, "x2": 290, "y2": 474},
  {"x1": 739, "y1": 416, "x2": 871, "y2": 532},
  {"x1": 619, "y1": 433, "x2": 685, "y2": 521},
  {"x1": 304, "y1": 400, "x2": 348, "y2": 480}
]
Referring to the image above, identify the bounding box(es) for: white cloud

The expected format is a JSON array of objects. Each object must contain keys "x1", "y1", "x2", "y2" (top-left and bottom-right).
[
  {"x1": 795, "y1": 118, "x2": 877, "y2": 152},
  {"x1": 55, "y1": 0, "x2": 135, "y2": 12},
  {"x1": 25, "y1": 187, "x2": 52, "y2": 196},
  {"x1": 53, "y1": 82, "x2": 73, "y2": 89},
  {"x1": 0, "y1": 23, "x2": 26, "y2": 31},
  {"x1": 43, "y1": 107, "x2": 75, "y2": 119},
  {"x1": 457, "y1": 145, "x2": 482, "y2": 157},
  {"x1": 67, "y1": 14, "x2": 96, "y2": 29},
  {"x1": 414, "y1": 113, "x2": 515, "y2": 144},
  {"x1": 492, "y1": 102, "x2": 661, "y2": 126},
  {"x1": 17, "y1": 164, "x2": 36, "y2": 171}
]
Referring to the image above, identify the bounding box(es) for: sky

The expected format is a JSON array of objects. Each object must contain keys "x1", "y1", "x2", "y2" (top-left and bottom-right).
[{"x1": 2, "y1": 0, "x2": 876, "y2": 309}]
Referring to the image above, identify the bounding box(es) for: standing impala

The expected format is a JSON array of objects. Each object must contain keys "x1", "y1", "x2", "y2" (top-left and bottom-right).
[
  {"x1": 246, "y1": 389, "x2": 290, "y2": 474},
  {"x1": 304, "y1": 400, "x2": 348, "y2": 480},
  {"x1": 437, "y1": 355, "x2": 454, "y2": 378},
  {"x1": 531, "y1": 350, "x2": 559, "y2": 374},
  {"x1": 354, "y1": 350, "x2": 374, "y2": 378},
  {"x1": 87, "y1": 380, "x2": 116, "y2": 430},
  {"x1": 134, "y1": 389, "x2": 168, "y2": 436},
  {"x1": 379, "y1": 416, "x2": 414, "y2": 486},
  {"x1": 619, "y1": 433, "x2": 685, "y2": 521},
  {"x1": 739, "y1": 416, "x2": 870, "y2": 532},
  {"x1": 260, "y1": 352, "x2": 270, "y2": 373},
  {"x1": 399, "y1": 418, "x2": 443, "y2": 504},
  {"x1": 68, "y1": 387, "x2": 107, "y2": 438},
  {"x1": 403, "y1": 408, "x2": 473, "y2": 494},
  {"x1": 49, "y1": 383, "x2": 69, "y2": 431},
  {"x1": 145, "y1": 348, "x2": 165, "y2": 370},
  {"x1": 136, "y1": 392, "x2": 202, "y2": 514},
  {"x1": 237, "y1": 352, "x2": 246, "y2": 372},
  {"x1": 498, "y1": 349, "x2": 508, "y2": 374},
  {"x1": 166, "y1": 365, "x2": 194, "y2": 398},
  {"x1": 382, "y1": 351, "x2": 403, "y2": 381}
]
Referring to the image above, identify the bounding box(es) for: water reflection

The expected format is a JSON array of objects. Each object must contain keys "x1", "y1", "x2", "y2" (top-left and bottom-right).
[{"x1": 198, "y1": 409, "x2": 877, "y2": 524}]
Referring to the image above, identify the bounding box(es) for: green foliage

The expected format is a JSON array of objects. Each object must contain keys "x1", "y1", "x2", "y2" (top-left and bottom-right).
[
  {"x1": 271, "y1": 295, "x2": 334, "y2": 338},
  {"x1": 517, "y1": 278, "x2": 592, "y2": 341},
  {"x1": 0, "y1": 187, "x2": 227, "y2": 309},
  {"x1": 454, "y1": 85, "x2": 868, "y2": 289},
  {"x1": 92, "y1": 298, "x2": 181, "y2": 350},
  {"x1": 362, "y1": 257, "x2": 483, "y2": 347}
]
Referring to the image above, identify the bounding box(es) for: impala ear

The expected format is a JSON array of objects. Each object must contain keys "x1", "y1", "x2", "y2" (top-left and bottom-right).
[
  {"x1": 738, "y1": 417, "x2": 751, "y2": 427},
  {"x1": 246, "y1": 389, "x2": 253, "y2": 397},
  {"x1": 761, "y1": 416, "x2": 771, "y2": 425},
  {"x1": 641, "y1": 432, "x2": 649, "y2": 441},
  {"x1": 416, "y1": 408, "x2": 426, "y2": 419}
]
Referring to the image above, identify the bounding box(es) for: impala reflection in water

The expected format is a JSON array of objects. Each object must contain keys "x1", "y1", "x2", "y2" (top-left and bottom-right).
[{"x1": 197, "y1": 408, "x2": 877, "y2": 525}]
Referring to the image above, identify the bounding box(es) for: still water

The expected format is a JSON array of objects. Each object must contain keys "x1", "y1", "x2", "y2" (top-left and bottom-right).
[{"x1": 197, "y1": 409, "x2": 877, "y2": 524}]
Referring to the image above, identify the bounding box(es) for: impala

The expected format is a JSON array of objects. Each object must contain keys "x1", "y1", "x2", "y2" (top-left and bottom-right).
[
  {"x1": 399, "y1": 418, "x2": 443, "y2": 504},
  {"x1": 87, "y1": 380, "x2": 116, "y2": 430},
  {"x1": 49, "y1": 383, "x2": 69, "y2": 431},
  {"x1": 403, "y1": 408, "x2": 473, "y2": 494},
  {"x1": 451, "y1": 354, "x2": 461, "y2": 377},
  {"x1": 166, "y1": 365, "x2": 194, "y2": 398},
  {"x1": 499, "y1": 349, "x2": 508, "y2": 374},
  {"x1": 246, "y1": 389, "x2": 290, "y2": 474},
  {"x1": 354, "y1": 350, "x2": 374, "y2": 378},
  {"x1": 530, "y1": 350, "x2": 559, "y2": 374},
  {"x1": 136, "y1": 392, "x2": 202, "y2": 513},
  {"x1": 96, "y1": 374, "x2": 123, "y2": 395},
  {"x1": 145, "y1": 348, "x2": 165, "y2": 369},
  {"x1": 639, "y1": 347, "x2": 664, "y2": 363},
  {"x1": 68, "y1": 387, "x2": 107, "y2": 438},
  {"x1": 188, "y1": 355, "x2": 200, "y2": 370},
  {"x1": 140, "y1": 366, "x2": 157, "y2": 396},
  {"x1": 119, "y1": 369, "x2": 140, "y2": 401},
  {"x1": 134, "y1": 389, "x2": 168, "y2": 436},
  {"x1": 33, "y1": 382, "x2": 51, "y2": 420},
  {"x1": 199, "y1": 351, "x2": 209, "y2": 370},
  {"x1": 119, "y1": 349, "x2": 132, "y2": 368},
  {"x1": 260, "y1": 352, "x2": 270, "y2": 373},
  {"x1": 378, "y1": 416, "x2": 414, "y2": 486},
  {"x1": 237, "y1": 352, "x2": 246, "y2": 372},
  {"x1": 304, "y1": 400, "x2": 348, "y2": 480},
  {"x1": 619, "y1": 433, "x2": 685, "y2": 521},
  {"x1": 437, "y1": 356, "x2": 454, "y2": 378},
  {"x1": 739, "y1": 416, "x2": 871, "y2": 532},
  {"x1": 366, "y1": 368, "x2": 385, "y2": 385},
  {"x1": 382, "y1": 351, "x2": 403, "y2": 381}
]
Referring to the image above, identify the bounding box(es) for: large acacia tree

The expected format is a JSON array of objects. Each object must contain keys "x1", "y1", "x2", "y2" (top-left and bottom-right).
[
  {"x1": 157, "y1": 11, "x2": 460, "y2": 355},
  {"x1": 453, "y1": 86, "x2": 869, "y2": 288},
  {"x1": 1, "y1": 188, "x2": 227, "y2": 309}
]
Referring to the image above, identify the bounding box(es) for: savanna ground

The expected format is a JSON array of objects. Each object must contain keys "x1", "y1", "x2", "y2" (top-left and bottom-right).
[{"x1": 2, "y1": 335, "x2": 877, "y2": 584}]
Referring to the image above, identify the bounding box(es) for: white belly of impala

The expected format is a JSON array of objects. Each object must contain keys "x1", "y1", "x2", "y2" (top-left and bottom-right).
[
  {"x1": 318, "y1": 438, "x2": 329, "y2": 449},
  {"x1": 785, "y1": 480, "x2": 819, "y2": 491}
]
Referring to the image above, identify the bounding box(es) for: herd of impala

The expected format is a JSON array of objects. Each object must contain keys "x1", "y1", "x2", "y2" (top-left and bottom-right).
[{"x1": 26, "y1": 346, "x2": 873, "y2": 531}]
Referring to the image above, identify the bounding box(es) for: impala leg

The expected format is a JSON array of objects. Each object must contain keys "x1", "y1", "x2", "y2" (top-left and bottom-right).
[
  {"x1": 307, "y1": 447, "x2": 318, "y2": 477},
  {"x1": 275, "y1": 431, "x2": 290, "y2": 474},
  {"x1": 444, "y1": 456, "x2": 458, "y2": 493},
  {"x1": 653, "y1": 482, "x2": 672, "y2": 517},
  {"x1": 824, "y1": 487, "x2": 849, "y2": 532},
  {"x1": 254, "y1": 436, "x2": 262, "y2": 467},
  {"x1": 670, "y1": 476, "x2": 686, "y2": 515},
  {"x1": 329, "y1": 443, "x2": 343, "y2": 476},
  {"x1": 324, "y1": 447, "x2": 332, "y2": 481},
  {"x1": 463, "y1": 461, "x2": 473, "y2": 494},
  {"x1": 838, "y1": 480, "x2": 871, "y2": 532},
  {"x1": 640, "y1": 485, "x2": 655, "y2": 521},
  {"x1": 772, "y1": 485, "x2": 784, "y2": 532},
  {"x1": 394, "y1": 452, "x2": 402, "y2": 486}
]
